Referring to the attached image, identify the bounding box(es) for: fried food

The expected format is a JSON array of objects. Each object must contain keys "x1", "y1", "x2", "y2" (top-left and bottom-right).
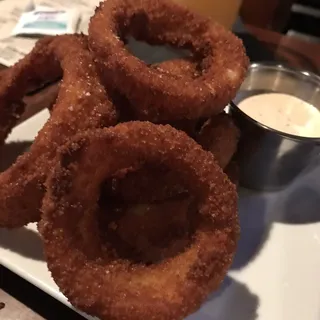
[
  {"x1": 197, "y1": 113, "x2": 240, "y2": 169},
  {"x1": 39, "y1": 122, "x2": 239, "y2": 320},
  {"x1": 0, "y1": 0, "x2": 249, "y2": 317},
  {"x1": 0, "y1": 34, "x2": 116, "y2": 228},
  {"x1": 89, "y1": 0, "x2": 248, "y2": 122},
  {"x1": 0, "y1": 37, "x2": 62, "y2": 144}
]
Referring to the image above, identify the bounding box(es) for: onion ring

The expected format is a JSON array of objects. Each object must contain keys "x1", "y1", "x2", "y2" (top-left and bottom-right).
[
  {"x1": 197, "y1": 113, "x2": 240, "y2": 169},
  {"x1": 0, "y1": 34, "x2": 116, "y2": 228},
  {"x1": 89, "y1": 0, "x2": 249, "y2": 121},
  {"x1": 100, "y1": 134, "x2": 240, "y2": 265},
  {"x1": 39, "y1": 121, "x2": 238, "y2": 320},
  {"x1": 0, "y1": 37, "x2": 62, "y2": 144}
]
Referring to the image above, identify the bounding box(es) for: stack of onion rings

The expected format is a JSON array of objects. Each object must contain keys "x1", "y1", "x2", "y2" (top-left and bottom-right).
[{"x1": 0, "y1": 0, "x2": 249, "y2": 318}]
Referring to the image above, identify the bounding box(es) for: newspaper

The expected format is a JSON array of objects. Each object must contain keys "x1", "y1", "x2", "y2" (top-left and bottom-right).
[{"x1": 0, "y1": 0, "x2": 100, "y2": 67}]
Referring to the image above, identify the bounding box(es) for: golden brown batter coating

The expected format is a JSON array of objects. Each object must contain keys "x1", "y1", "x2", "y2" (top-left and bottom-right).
[
  {"x1": 39, "y1": 122, "x2": 239, "y2": 320},
  {"x1": 89, "y1": 0, "x2": 249, "y2": 121},
  {"x1": 197, "y1": 113, "x2": 240, "y2": 169}
]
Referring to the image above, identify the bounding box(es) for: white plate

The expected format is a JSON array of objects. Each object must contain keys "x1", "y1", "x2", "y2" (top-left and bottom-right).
[{"x1": 1, "y1": 110, "x2": 320, "y2": 320}]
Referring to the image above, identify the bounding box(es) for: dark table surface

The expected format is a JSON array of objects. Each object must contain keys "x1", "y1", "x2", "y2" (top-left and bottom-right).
[{"x1": 0, "y1": 24, "x2": 320, "y2": 320}]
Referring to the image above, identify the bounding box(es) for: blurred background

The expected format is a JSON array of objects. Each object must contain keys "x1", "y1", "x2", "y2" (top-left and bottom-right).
[
  {"x1": 173, "y1": 0, "x2": 320, "y2": 73},
  {"x1": 175, "y1": 0, "x2": 319, "y2": 43},
  {"x1": 241, "y1": 0, "x2": 320, "y2": 43}
]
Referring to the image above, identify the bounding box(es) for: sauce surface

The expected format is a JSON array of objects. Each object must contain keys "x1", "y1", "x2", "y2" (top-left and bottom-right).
[{"x1": 238, "y1": 93, "x2": 320, "y2": 137}]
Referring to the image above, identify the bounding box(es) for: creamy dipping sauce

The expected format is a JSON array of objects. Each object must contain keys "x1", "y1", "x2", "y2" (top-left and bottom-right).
[{"x1": 238, "y1": 93, "x2": 320, "y2": 137}]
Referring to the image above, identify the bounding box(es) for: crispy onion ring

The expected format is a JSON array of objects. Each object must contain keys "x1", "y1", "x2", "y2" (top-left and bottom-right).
[
  {"x1": 89, "y1": 0, "x2": 249, "y2": 121},
  {"x1": 197, "y1": 113, "x2": 240, "y2": 169},
  {"x1": 39, "y1": 121, "x2": 239, "y2": 320},
  {"x1": 101, "y1": 114, "x2": 240, "y2": 264},
  {"x1": 0, "y1": 35, "x2": 116, "y2": 228},
  {"x1": 0, "y1": 37, "x2": 61, "y2": 143}
]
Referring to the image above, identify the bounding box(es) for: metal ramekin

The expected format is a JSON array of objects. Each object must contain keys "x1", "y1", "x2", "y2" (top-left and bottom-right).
[{"x1": 229, "y1": 63, "x2": 320, "y2": 190}]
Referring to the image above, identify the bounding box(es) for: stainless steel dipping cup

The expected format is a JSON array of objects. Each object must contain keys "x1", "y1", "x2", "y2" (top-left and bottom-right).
[{"x1": 229, "y1": 63, "x2": 320, "y2": 190}]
